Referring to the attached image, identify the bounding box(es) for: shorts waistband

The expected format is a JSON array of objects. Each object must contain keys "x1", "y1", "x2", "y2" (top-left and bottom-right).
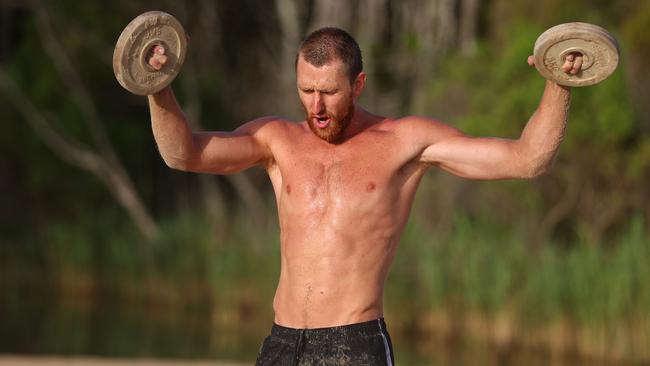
[{"x1": 270, "y1": 318, "x2": 388, "y2": 344}]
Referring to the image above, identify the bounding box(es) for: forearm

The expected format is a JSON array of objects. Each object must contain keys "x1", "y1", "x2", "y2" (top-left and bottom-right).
[
  {"x1": 148, "y1": 87, "x2": 195, "y2": 169},
  {"x1": 518, "y1": 80, "x2": 571, "y2": 175}
]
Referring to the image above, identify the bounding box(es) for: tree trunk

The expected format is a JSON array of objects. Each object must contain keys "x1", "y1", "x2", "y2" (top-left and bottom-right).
[
  {"x1": 356, "y1": 0, "x2": 389, "y2": 109},
  {"x1": 459, "y1": 0, "x2": 479, "y2": 56},
  {"x1": 275, "y1": 0, "x2": 303, "y2": 118},
  {"x1": 310, "y1": 0, "x2": 356, "y2": 31}
]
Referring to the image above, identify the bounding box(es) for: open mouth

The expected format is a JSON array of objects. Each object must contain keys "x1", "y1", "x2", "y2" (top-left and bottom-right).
[{"x1": 313, "y1": 116, "x2": 330, "y2": 129}]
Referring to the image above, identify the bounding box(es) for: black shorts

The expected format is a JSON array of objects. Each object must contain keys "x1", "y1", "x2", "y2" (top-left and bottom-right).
[{"x1": 255, "y1": 318, "x2": 395, "y2": 366}]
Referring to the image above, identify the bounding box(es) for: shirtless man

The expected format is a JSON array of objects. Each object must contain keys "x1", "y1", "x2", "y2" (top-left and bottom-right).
[{"x1": 147, "y1": 28, "x2": 580, "y2": 365}]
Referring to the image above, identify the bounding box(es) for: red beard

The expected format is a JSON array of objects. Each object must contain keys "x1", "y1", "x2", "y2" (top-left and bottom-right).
[{"x1": 305, "y1": 98, "x2": 355, "y2": 143}]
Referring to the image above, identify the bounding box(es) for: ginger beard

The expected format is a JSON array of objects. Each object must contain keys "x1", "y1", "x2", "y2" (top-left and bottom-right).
[{"x1": 305, "y1": 95, "x2": 355, "y2": 143}]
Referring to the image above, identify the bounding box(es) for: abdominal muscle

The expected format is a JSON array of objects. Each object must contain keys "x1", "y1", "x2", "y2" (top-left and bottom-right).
[
  {"x1": 271, "y1": 213, "x2": 400, "y2": 329},
  {"x1": 265, "y1": 116, "x2": 423, "y2": 328}
]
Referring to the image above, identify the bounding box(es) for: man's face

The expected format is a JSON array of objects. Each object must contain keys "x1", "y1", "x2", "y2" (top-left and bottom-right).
[{"x1": 296, "y1": 56, "x2": 362, "y2": 143}]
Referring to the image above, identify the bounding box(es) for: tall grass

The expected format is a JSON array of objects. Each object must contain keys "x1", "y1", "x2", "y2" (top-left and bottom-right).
[
  {"x1": 388, "y1": 214, "x2": 650, "y2": 363},
  {"x1": 1, "y1": 209, "x2": 648, "y2": 363}
]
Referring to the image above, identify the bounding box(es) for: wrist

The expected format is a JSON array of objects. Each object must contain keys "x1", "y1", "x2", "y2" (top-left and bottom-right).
[
  {"x1": 545, "y1": 80, "x2": 571, "y2": 96},
  {"x1": 148, "y1": 86, "x2": 173, "y2": 102}
]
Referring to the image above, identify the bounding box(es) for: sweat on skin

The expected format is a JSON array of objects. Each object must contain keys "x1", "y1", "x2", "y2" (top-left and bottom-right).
[{"x1": 145, "y1": 28, "x2": 576, "y2": 332}]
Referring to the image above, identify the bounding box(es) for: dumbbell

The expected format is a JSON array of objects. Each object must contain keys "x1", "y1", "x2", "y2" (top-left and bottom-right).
[
  {"x1": 113, "y1": 11, "x2": 187, "y2": 95},
  {"x1": 533, "y1": 22, "x2": 619, "y2": 87}
]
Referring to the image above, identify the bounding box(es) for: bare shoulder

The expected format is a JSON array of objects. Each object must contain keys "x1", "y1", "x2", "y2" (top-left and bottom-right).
[
  {"x1": 235, "y1": 116, "x2": 294, "y2": 135},
  {"x1": 392, "y1": 115, "x2": 460, "y2": 136},
  {"x1": 236, "y1": 116, "x2": 307, "y2": 163},
  {"x1": 234, "y1": 116, "x2": 304, "y2": 144},
  {"x1": 359, "y1": 115, "x2": 462, "y2": 143},
  {"x1": 388, "y1": 115, "x2": 464, "y2": 153}
]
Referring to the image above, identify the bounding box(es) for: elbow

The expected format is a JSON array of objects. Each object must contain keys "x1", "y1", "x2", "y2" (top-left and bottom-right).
[
  {"x1": 514, "y1": 142, "x2": 558, "y2": 179},
  {"x1": 162, "y1": 158, "x2": 187, "y2": 171},
  {"x1": 521, "y1": 156, "x2": 555, "y2": 179},
  {"x1": 157, "y1": 143, "x2": 197, "y2": 172},
  {"x1": 160, "y1": 154, "x2": 192, "y2": 172},
  {"x1": 525, "y1": 164, "x2": 551, "y2": 179}
]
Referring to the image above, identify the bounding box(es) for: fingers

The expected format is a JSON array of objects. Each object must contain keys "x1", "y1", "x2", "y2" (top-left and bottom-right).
[
  {"x1": 562, "y1": 52, "x2": 583, "y2": 75},
  {"x1": 147, "y1": 45, "x2": 168, "y2": 70},
  {"x1": 571, "y1": 54, "x2": 583, "y2": 74},
  {"x1": 527, "y1": 55, "x2": 535, "y2": 66},
  {"x1": 562, "y1": 54, "x2": 574, "y2": 73}
]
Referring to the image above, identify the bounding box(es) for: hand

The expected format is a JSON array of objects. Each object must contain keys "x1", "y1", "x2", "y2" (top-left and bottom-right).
[
  {"x1": 147, "y1": 45, "x2": 168, "y2": 71},
  {"x1": 527, "y1": 52, "x2": 584, "y2": 74},
  {"x1": 561, "y1": 52, "x2": 584, "y2": 74}
]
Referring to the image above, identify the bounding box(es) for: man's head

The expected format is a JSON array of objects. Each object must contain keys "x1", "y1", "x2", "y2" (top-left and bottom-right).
[
  {"x1": 297, "y1": 27, "x2": 363, "y2": 83},
  {"x1": 296, "y1": 27, "x2": 366, "y2": 143}
]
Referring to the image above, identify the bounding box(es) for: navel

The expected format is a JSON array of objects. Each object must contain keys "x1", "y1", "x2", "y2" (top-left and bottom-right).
[
  {"x1": 366, "y1": 181, "x2": 376, "y2": 192},
  {"x1": 286, "y1": 184, "x2": 292, "y2": 194}
]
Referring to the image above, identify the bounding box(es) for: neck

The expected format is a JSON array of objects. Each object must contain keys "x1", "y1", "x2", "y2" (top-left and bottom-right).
[{"x1": 339, "y1": 105, "x2": 372, "y2": 141}]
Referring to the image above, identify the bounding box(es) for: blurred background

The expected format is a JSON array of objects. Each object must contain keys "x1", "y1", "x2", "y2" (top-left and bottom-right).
[{"x1": 1, "y1": 0, "x2": 649, "y2": 365}]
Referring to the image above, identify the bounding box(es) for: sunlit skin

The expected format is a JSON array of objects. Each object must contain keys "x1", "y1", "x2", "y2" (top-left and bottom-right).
[
  {"x1": 147, "y1": 45, "x2": 581, "y2": 328},
  {"x1": 298, "y1": 60, "x2": 358, "y2": 142}
]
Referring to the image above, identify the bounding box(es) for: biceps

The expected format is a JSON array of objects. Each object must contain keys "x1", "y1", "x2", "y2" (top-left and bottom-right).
[
  {"x1": 421, "y1": 136, "x2": 527, "y2": 180},
  {"x1": 191, "y1": 131, "x2": 270, "y2": 174}
]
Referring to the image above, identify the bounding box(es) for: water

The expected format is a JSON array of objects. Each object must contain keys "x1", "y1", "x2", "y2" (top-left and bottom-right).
[{"x1": 0, "y1": 287, "x2": 632, "y2": 366}]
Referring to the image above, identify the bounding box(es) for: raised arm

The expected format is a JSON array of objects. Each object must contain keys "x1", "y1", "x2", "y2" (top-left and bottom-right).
[
  {"x1": 146, "y1": 46, "x2": 274, "y2": 175},
  {"x1": 148, "y1": 87, "x2": 275, "y2": 174},
  {"x1": 416, "y1": 55, "x2": 578, "y2": 180}
]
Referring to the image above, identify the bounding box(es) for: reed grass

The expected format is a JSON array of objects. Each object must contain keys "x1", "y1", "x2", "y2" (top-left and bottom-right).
[{"x1": 1, "y1": 210, "x2": 648, "y2": 363}]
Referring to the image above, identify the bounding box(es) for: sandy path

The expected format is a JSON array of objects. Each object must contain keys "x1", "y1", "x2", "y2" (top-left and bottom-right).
[{"x1": 0, "y1": 356, "x2": 248, "y2": 366}]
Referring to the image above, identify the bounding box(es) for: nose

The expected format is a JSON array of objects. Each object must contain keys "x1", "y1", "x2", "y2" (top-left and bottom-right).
[{"x1": 311, "y1": 93, "x2": 325, "y2": 115}]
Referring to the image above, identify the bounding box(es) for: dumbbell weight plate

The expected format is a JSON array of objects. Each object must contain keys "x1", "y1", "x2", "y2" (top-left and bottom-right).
[
  {"x1": 113, "y1": 11, "x2": 187, "y2": 95},
  {"x1": 533, "y1": 22, "x2": 619, "y2": 87}
]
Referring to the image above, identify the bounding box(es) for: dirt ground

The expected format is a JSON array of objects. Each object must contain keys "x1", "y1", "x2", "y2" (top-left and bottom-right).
[{"x1": 0, "y1": 356, "x2": 248, "y2": 366}]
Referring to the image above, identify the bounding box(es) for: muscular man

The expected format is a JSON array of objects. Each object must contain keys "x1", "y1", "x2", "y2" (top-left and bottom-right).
[{"x1": 147, "y1": 28, "x2": 580, "y2": 365}]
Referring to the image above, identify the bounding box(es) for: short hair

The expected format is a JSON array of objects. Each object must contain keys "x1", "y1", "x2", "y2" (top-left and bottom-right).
[{"x1": 296, "y1": 27, "x2": 363, "y2": 83}]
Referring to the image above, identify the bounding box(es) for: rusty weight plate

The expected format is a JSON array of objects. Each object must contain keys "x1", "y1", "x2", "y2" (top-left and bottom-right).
[{"x1": 113, "y1": 11, "x2": 187, "y2": 95}]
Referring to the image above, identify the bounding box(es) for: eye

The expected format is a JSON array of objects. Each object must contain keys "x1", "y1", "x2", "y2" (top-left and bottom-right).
[{"x1": 301, "y1": 88, "x2": 314, "y2": 94}]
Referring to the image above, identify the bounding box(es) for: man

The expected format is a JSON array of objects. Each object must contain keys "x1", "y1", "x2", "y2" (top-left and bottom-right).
[{"x1": 147, "y1": 27, "x2": 580, "y2": 365}]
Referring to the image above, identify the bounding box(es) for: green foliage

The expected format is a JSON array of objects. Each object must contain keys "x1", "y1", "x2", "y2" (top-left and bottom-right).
[
  {"x1": 520, "y1": 247, "x2": 565, "y2": 323},
  {"x1": 390, "y1": 213, "x2": 650, "y2": 335},
  {"x1": 3, "y1": 211, "x2": 650, "y2": 361},
  {"x1": 429, "y1": 23, "x2": 542, "y2": 137},
  {"x1": 623, "y1": 2, "x2": 650, "y2": 59},
  {"x1": 410, "y1": 216, "x2": 523, "y2": 315},
  {"x1": 568, "y1": 69, "x2": 636, "y2": 148},
  {"x1": 431, "y1": 21, "x2": 637, "y2": 152},
  {"x1": 627, "y1": 138, "x2": 650, "y2": 180},
  {"x1": 573, "y1": 222, "x2": 642, "y2": 325},
  {"x1": 423, "y1": 18, "x2": 646, "y2": 247},
  {"x1": 44, "y1": 219, "x2": 96, "y2": 273}
]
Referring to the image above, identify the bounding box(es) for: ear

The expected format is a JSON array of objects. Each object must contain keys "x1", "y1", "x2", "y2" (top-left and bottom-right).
[{"x1": 352, "y1": 72, "x2": 366, "y2": 98}]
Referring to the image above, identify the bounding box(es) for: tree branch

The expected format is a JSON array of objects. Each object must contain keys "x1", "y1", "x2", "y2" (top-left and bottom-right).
[
  {"x1": 0, "y1": 70, "x2": 160, "y2": 241},
  {"x1": 0, "y1": 71, "x2": 104, "y2": 174},
  {"x1": 30, "y1": 1, "x2": 117, "y2": 160}
]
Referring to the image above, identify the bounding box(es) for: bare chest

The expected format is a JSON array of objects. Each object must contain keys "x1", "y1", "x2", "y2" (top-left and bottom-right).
[
  {"x1": 276, "y1": 140, "x2": 400, "y2": 203},
  {"x1": 267, "y1": 128, "x2": 425, "y2": 222}
]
